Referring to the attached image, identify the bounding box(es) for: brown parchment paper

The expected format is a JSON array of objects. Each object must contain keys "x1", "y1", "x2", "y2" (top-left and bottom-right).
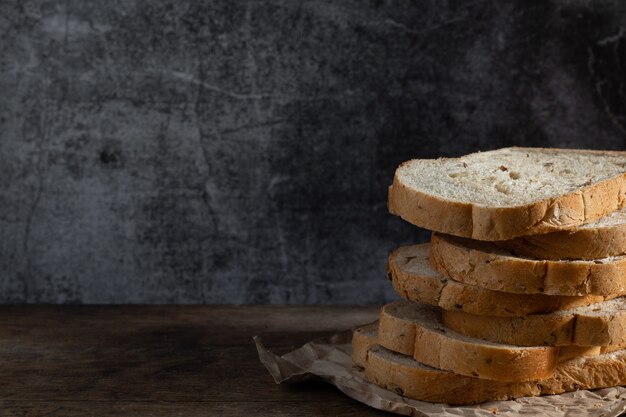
[{"x1": 255, "y1": 330, "x2": 626, "y2": 417}]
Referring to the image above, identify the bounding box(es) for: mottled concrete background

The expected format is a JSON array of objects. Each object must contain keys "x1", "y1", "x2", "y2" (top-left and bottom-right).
[{"x1": 1, "y1": 1, "x2": 625, "y2": 303}]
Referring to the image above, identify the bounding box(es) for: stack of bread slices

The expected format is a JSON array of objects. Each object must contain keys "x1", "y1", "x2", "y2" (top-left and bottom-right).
[{"x1": 353, "y1": 147, "x2": 626, "y2": 405}]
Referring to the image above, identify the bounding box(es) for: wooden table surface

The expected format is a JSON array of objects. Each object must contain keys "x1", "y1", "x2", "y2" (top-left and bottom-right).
[{"x1": 0, "y1": 305, "x2": 390, "y2": 416}]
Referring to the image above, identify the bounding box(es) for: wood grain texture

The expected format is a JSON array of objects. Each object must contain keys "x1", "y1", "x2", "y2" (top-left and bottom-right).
[{"x1": 0, "y1": 305, "x2": 384, "y2": 416}]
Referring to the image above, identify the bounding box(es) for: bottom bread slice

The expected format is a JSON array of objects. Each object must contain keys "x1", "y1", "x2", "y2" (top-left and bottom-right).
[
  {"x1": 353, "y1": 326, "x2": 626, "y2": 405},
  {"x1": 365, "y1": 344, "x2": 626, "y2": 405}
]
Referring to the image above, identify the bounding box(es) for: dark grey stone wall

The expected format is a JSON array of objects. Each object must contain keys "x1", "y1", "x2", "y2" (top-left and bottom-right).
[{"x1": 1, "y1": 0, "x2": 625, "y2": 303}]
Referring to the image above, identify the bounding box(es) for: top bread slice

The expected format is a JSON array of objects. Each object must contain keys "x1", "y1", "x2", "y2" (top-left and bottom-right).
[
  {"x1": 495, "y1": 206, "x2": 626, "y2": 260},
  {"x1": 388, "y1": 147, "x2": 626, "y2": 241}
]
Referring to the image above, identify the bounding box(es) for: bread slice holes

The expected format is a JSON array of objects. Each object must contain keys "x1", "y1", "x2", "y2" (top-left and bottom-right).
[
  {"x1": 495, "y1": 183, "x2": 510, "y2": 194},
  {"x1": 448, "y1": 172, "x2": 468, "y2": 179},
  {"x1": 509, "y1": 172, "x2": 520, "y2": 180}
]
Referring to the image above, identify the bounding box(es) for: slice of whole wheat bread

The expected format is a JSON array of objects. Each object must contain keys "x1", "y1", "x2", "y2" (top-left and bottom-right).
[
  {"x1": 388, "y1": 148, "x2": 626, "y2": 241},
  {"x1": 353, "y1": 323, "x2": 624, "y2": 374},
  {"x1": 378, "y1": 301, "x2": 557, "y2": 382},
  {"x1": 388, "y1": 244, "x2": 615, "y2": 317},
  {"x1": 495, "y1": 206, "x2": 626, "y2": 260},
  {"x1": 442, "y1": 297, "x2": 626, "y2": 346},
  {"x1": 364, "y1": 343, "x2": 626, "y2": 405},
  {"x1": 430, "y1": 232, "x2": 626, "y2": 296}
]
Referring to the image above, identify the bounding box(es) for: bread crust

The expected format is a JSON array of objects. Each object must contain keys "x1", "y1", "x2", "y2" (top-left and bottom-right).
[
  {"x1": 496, "y1": 218, "x2": 626, "y2": 260},
  {"x1": 388, "y1": 147, "x2": 626, "y2": 241},
  {"x1": 389, "y1": 244, "x2": 612, "y2": 317},
  {"x1": 378, "y1": 301, "x2": 557, "y2": 382},
  {"x1": 430, "y1": 232, "x2": 626, "y2": 296},
  {"x1": 364, "y1": 344, "x2": 626, "y2": 405},
  {"x1": 351, "y1": 322, "x2": 378, "y2": 368},
  {"x1": 365, "y1": 344, "x2": 544, "y2": 404},
  {"x1": 442, "y1": 299, "x2": 626, "y2": 346},
  {"x1": 352, "y1": 323, "x2": 618, "y2": 368}
]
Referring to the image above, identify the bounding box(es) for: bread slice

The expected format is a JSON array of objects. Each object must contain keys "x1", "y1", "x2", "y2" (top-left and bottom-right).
[
  {"x1": 351, "y1": 322, "x2": 378, "y2": 368},
  {"x1": 388, "y1": 147, "x2": 626, "y2": 241},
  {"x1": 378, "y1": 301, "x2": 557, "y2": 382},
  {"x1": 353, "y1": 323, "x2": 620, "y2": 368},
  {"x1": 430, "y1": 232, "x2": 626, "y2": 296},
  {"x1": 388, "y1": 244, "x2": 612, "y2": 317},
  {"x1": 495, "y1": 206, "x2": 626, "y2": 260},
  {"x1": 442, "y1": 297, "x2": 626, "y2": 346},
  {"x1": 365, "y1": 343, "x2": 626, "y2": 405}
]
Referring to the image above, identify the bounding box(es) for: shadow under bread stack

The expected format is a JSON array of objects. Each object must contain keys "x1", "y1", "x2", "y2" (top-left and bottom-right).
[{"x1": 352, "y1": 147, "x2": 626, "y2": 405}]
